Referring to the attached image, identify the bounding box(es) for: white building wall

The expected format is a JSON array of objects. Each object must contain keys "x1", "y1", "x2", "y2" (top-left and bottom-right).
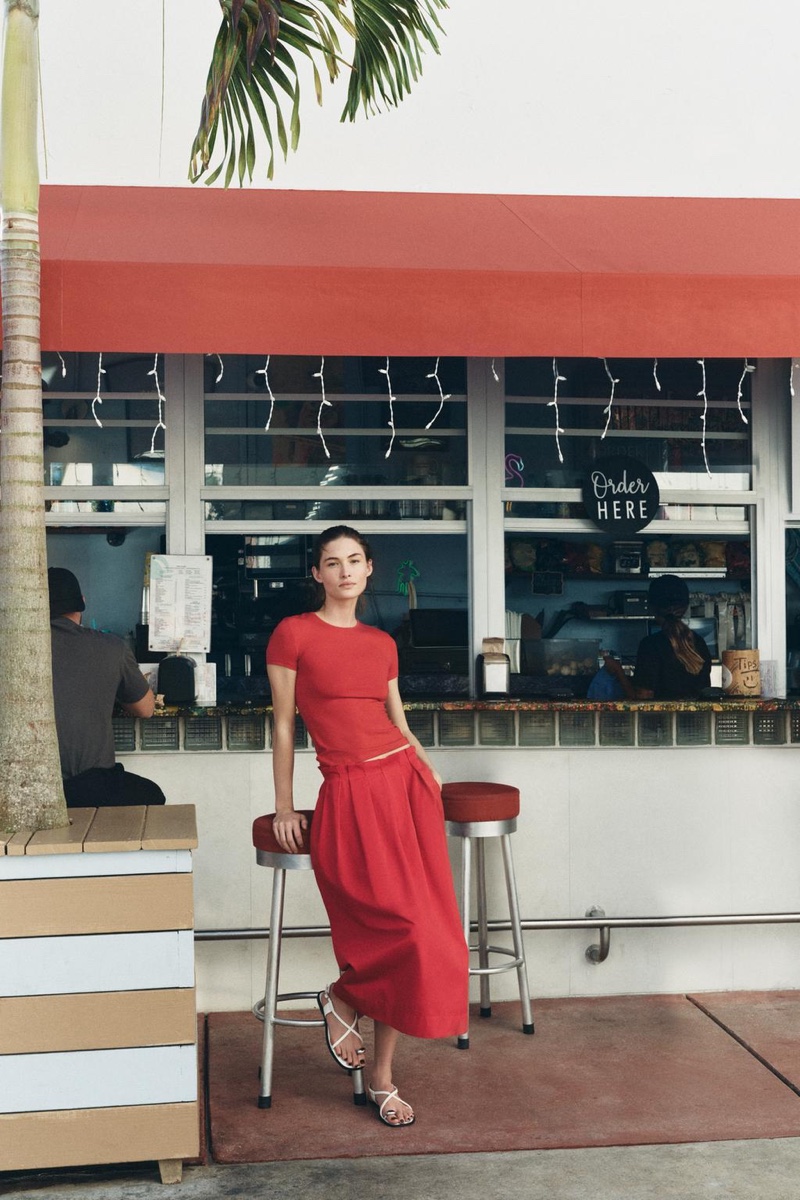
[
  {"x1": 37, "y1": 1, "x2": 800, "y2": 198},
  {"x1": 132, "y1": 745, "x2": 800, "y2": 1012}
]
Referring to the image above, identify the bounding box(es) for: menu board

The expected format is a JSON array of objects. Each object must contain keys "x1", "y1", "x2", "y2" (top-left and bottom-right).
[{"x1": 148, "y1": 555, "x2": 212, "y2": 653}]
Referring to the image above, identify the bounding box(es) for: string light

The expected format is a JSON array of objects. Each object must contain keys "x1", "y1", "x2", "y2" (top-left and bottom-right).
[
  {"x1": 56, "y1": 352, "x2": 66, "y2": 378},
  {"x1": 600, "y1": 357, "x2": 620, "y2": 439},
  {"x1": 213, "y1": 353, "x2": 224, "y2": 383},
  {"x1": 697, "y1": 357, "x2": 711, "y2": 477},
  {"x1": 736, "y1": 359, "x2": 754, "y2": 425},
  {"x1": 790, "y1": 360, "x2": 799, "y2": 398},
  {"x1": 147, "y1": 353, "x2": 166, "y2": 455},
  {"x1": 491, "y1": 358, "x2": 499, "y2": 382},
  {"x1": 653, "y1": 358, "x2": 662, "y2": 392},
  {"x1": 549, "y1": 358, "x2": 566, "y2": 465},
  {"x1": 255, "y1": 354, "x2": 276, "y2": 430},
  {"x1": 91, "y1": 352, "x2": 105, "y2": 428},
  {"x1": 379, "y1": 356, "x2": 397, "y2": 459},
  {"x1": 425, "y1": 357, "x2": 451, "y2": 429},
  {"x1": 312, "y1": 356, "x2": 331, "y2": 459}
]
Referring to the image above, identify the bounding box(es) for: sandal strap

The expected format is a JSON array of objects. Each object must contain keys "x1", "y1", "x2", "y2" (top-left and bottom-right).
[
  {"x1": 321, "y1": 989, "x2": 361, "y2": 1054},
  {"x1": 369, "y1": 1086, "x2": 409, "y2": 1120}
]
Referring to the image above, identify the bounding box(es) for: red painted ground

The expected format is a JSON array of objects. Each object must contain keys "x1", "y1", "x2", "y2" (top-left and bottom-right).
[
  {"x1": 206, "y1": 995, "x2": 800, "y2": 1163},
  {"x1": 689, "y1": 990, "x2": 800, "y2": 1095}
]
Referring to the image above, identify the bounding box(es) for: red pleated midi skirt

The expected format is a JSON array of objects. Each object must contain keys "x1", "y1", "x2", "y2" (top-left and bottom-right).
[{"x1": 310, "y1": 747, "x2": 468, "y2": 1039}]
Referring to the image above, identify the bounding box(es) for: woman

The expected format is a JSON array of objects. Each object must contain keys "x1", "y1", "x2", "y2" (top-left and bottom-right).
[
  {"x1": 604, "y1": 573, "x2": 711, "y2": 699},
  {"x1": 266, "y1": 525, "x2": 468, "y2": 1127}
]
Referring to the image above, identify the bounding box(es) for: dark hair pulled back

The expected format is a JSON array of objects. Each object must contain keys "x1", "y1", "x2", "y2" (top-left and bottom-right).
[{"x1": 311, "y1": 525, "x2": 373, "y2": 569}]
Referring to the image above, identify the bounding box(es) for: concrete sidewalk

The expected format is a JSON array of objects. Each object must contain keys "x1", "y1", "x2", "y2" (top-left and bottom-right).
[{"x1": 5, "y1": 1141, "x2": 800, "y2": 1200}]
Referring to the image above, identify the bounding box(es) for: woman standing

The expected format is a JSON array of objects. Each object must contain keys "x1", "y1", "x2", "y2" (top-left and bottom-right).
[
  {"x1": 266, "y1": 525, "x2": 468, "y2": 1127},
  {"x1": 603, "y1": 573, "x2": 711, "y2": 699}
]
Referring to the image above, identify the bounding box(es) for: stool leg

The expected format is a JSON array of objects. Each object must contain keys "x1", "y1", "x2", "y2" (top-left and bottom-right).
[
  {"x1": 500, "y1": 834, "x2": 534, "y2": 1035},
  {"x1": 258, "y1": 867, "x2": 286, "y2": 1107},
  {"x1": 352, "y1": 1066, "x2": 366, "y2": 1105},
  {"x1": 457, "y1": 836, "x2": 472, "y2": 1049},
  {"x1": 476, "y1": 839, "x2": 491, "y2": 1019}
]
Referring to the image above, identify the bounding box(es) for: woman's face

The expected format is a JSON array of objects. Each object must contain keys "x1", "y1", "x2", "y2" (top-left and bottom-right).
[{"x1": 312, "y1": 536, "x2": 373, "y2": 601}]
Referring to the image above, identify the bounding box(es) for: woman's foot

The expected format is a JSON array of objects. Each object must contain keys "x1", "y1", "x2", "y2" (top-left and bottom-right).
[
  {"x1": 367, "y1": 1081, "x2": 415, "y2": 1127},
  {"x1": 317, "y1": 985, "x2": 366, "y2": 1071}
]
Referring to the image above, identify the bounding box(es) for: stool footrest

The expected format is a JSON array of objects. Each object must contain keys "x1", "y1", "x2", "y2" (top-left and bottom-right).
[
  {"x1": 253, "y1": 991, "x2": 325, "y2": 1027},
  {"x1": 467, "y1": 943, "x2": 524, "y2": 976}
]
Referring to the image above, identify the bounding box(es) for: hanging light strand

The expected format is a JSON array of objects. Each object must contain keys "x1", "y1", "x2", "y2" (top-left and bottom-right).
[
  {"x1": 312, "y1": 356, "x2": 331, "y2": 459},
  {"x1": 600, "y1": 357, "x2": 620, "y2": 439},
  {"x1": 548, "y1": 358, "x2": 566, "y2": 464},
  {"x1": 255, "y1": 354, "x2": 277, "y2": 430},
  {"x1": 91, "y1": 352, "x2": 105, "y2": 428},
  {"x1": 696, "y1": 357, "x2": 711, "y2": 477},
  {"x1": 379, "y1": 356, "x2": 397, "y2": 459},
  {"x1": 213, "y1": 353, "x2": 224, "y2": 383},
  {"x1": 653, "y1": 358, "x2": 662, "y2": 392},
  {"x1": 425, "y1": 356, "x2": 451, "y2": 429},
  {"x1": 148, "y1": 353, "x2": 167, "y2": 455},
  {"x1": 736, "y1": 359, "x2": 754, "y2": 425},
  {"x1": 491, "y1": 358, "x2": 499, "y2": 382},
  {"x1": 56, "y1": 351, "x2": 67, "y2": 378},
  {"x1": 790, "y1": 360, "x2": 799, "y2": 399}
]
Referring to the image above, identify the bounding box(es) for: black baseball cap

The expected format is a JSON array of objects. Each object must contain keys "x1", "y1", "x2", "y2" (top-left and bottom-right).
[
  {"x1": 48, "y1": 567, "x2": 85, "y2": 617},
  {"x1": 648, "y1": 573, "x2": 689, "y2": 612}
]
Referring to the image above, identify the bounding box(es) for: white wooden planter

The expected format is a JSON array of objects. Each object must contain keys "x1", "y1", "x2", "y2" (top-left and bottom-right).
[{"x1": 0, "y1": 805, "x2": 199, "y2": 1183}]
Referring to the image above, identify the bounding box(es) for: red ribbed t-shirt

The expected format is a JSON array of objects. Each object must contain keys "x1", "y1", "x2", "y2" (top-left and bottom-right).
[{"x1": 266, "y1": 612, "x2": 407, "y2": 769}]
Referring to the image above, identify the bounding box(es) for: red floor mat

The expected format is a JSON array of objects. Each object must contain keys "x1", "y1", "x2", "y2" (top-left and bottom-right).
[{"x1": 207, "y1": 995, "x2": 800, "y2": 1162}]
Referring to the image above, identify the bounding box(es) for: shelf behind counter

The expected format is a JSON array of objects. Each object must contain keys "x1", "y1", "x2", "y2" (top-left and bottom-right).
[{"x1": 114, "y1": 695, "x2": 800, "y2": 755}]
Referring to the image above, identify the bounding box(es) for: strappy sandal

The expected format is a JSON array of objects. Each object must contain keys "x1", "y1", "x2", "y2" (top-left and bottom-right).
[
  {"x1": 368, "y1": 1085, "x2": 415, "y2": 1127},
  {"x1": 316, "y1": 985, "x2": 365, "y2": 1073}
]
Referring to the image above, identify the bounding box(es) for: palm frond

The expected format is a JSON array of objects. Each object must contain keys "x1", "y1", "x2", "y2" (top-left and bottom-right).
[
  {"x1": 190, "y1": 0, "x2": 447, "y2": 186},
  {"x1": 343, "y1": 0, "x2": 447, "y2": 120}
]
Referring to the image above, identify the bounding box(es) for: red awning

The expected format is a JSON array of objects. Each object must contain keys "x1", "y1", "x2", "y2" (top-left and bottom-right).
[{"x1": 30, "y1": 186, "x2": 800, "y2": 357}]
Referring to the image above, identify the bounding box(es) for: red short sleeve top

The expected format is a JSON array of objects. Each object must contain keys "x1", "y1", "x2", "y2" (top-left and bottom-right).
[{"x1": 266, "y1": 612, "x2": 407, "y2": 768}]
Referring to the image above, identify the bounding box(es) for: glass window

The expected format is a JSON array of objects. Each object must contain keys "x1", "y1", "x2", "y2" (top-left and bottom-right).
[
  {"x1": 203, "y1": 355, "x2": 467, "y2": 488},
  {"x1": 42, "y1": 352, "x2": 167, "y2": 485},
  {"x1": 505, "y1": 357, "x2": 752, "y2": 488}
]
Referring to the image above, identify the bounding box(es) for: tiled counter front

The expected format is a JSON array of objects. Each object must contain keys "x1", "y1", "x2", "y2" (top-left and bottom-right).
[
  {"x1": 0, "y1": 806, "x2": 199, "y2": 1178},
  {"x1": 113, "y1": 700, "x2": 800, "y2": 756}
]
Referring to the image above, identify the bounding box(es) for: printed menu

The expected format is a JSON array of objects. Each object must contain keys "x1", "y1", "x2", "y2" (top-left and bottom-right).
[{"x1": 148, "y1": 555, "x2": 212, "y2": 653}]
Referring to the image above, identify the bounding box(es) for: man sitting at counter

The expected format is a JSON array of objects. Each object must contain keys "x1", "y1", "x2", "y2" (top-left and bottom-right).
[
  {"x1": 602, "y1": 574, "x2": 712, "y2": 700},
  {"x1": 48, "y1": 567, "x2": 166, "y2": 808}
]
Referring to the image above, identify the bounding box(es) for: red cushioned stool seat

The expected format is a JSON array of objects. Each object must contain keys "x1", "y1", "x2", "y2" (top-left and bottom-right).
[
  {"x1": 252, "y1": 809, "x2": 364, "y2": 1110},
  {"x1": 441, "y1": 782, "x2": 520, "y2": 824},
  {"x1": 442, "y1": 780, "x2": 533, "y2": 1048},
  {"x1": 252, "y1": 810, "x2": 314, "y2": 856}
]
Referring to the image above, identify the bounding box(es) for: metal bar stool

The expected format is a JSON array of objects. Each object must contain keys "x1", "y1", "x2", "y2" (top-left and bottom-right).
[
  {"x1": 252, "y1": 812, "x2": 366, "y2": 1108},
  {"x1": 441, "y1": 781, "x2": 534, "y2": 1049}
]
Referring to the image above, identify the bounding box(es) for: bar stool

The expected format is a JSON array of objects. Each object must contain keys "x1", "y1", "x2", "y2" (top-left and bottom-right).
[
  {"x1": 252, "y1": 812, "x2": 365, "y2": 1108},
  {"x1": 441, "y1": 781, "x2": 534, "y2": 1049}
]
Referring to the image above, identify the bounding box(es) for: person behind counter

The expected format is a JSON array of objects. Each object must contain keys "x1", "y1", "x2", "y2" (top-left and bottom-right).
[
  {"x1": 266, "y1": 525, "x2": 467, "y2": 1129},
  {"x1": 603, "y1": 573, "x2": 711, "y2": 700},
  {"x1": 48, "y1": 567, "x2": 166, "y2": 808}
]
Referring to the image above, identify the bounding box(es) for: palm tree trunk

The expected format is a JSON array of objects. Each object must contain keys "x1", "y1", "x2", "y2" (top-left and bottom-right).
[{"x1": 0, "y1": 0, "x2": 67, "y2": 833}]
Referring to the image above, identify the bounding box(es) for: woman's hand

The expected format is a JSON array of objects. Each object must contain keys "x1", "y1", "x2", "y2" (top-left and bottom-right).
[{"x1": 272, "y1": 809, "x2": 308, "y2": 854}]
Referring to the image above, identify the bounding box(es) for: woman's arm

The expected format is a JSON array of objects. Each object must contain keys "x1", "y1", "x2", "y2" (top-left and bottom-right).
[
  {"x1": 267, "y1": 663, "x2": 308, "y2": 852},
  {"x1": 601, "y1": 653, "x2": 654, "y2": 700},
  {"x1": 385, "y1": 678, "x2": 442, "y2": 788}
]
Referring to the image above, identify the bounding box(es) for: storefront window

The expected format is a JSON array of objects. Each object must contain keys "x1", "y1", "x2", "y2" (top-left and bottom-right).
[
  {"x1": 43, "y1": 352, "x2": 167, "y2": 486},
  {"x1": 203, "y1": 355, "x2": 467, "y2": 490},
  {"x1": 502, "y1": 358, "x2": 754, "y2": 694},
  {"x1": 206, "y1": 531, "x2": 469, "y2": 701}
]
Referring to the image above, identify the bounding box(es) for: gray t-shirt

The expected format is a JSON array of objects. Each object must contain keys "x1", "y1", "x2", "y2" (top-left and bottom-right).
[{"x1": 50, "y1": 618, "x2": 150, "y2": 779}]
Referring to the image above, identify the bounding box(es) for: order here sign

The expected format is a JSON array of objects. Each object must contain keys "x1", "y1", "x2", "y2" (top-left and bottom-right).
[{"x1": 581, "y1": 456, "x2": 661, "y2": 534}]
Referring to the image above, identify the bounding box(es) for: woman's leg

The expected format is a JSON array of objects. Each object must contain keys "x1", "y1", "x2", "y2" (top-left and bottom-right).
[
  {"x1": 370, "y1": 1021, "x2": 414, "y2": 1125},
  {"x1": 321, "y1": 984, "x2": 366, "y2": 1069}
]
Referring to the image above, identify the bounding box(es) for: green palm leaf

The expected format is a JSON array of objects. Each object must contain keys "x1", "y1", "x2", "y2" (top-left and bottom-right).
[{"x1": 190, "y1": 0, "x2": 447, "y2": 186}]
